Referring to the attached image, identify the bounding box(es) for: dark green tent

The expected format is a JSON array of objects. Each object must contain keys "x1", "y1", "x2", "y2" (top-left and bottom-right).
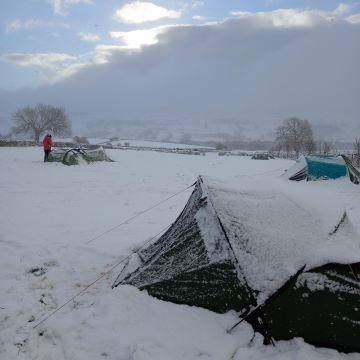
[
  {"x1": 48, "y1": 146, "x2": 113, "y2": 165},
  {"x1": 341, "y1": 155, "x2": 360, "y2": 184},
  {"x1": 114, "y1": 176, "x2": 360, "y2": 353}
]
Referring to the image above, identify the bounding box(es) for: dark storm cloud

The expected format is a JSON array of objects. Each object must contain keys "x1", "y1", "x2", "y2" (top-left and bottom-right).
[{"x1": 1, "y1": 14, "x2": 359, "y2": 140}]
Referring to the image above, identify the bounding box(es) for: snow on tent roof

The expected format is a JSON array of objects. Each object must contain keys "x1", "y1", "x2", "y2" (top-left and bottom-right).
[
  {"x1": 114, "y1": 176, "x2": 360, "y2": 352},
  {"x1": 283, "y1": 156, "x2": 308, "y2": 181},
  {"x1": 342, "y1": 154, "x2": 360, "y2": 184},
  {"x1": 202, "y1": 176, "x2": 360, "y2": 302},
  {"x1": 284, "y1": 155, "x2": 347, "y2": 181}
]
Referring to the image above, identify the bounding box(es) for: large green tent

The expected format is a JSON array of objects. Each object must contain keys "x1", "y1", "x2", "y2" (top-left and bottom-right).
[{"x1": 114, "y1": 176, "x2": 360, "y2": 352}]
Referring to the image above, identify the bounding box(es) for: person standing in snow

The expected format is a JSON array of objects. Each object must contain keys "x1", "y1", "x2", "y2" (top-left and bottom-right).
[{"x1": 42, "y1": 134, "x2": 52, "y2": 162}]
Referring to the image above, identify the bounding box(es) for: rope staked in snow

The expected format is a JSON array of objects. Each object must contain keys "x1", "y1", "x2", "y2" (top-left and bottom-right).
[
  {"x1": 349, "y1": 264, "x2": 359, "y2": 283},
  {"x1": 85, "y1": 182, "x2": 196, "y2": 245},
  {"x1": 32, "y1": 223, "x2": 173, "y2": 330},
  {"x1": 33, "y1": 182, "x2": 196, "y2": 329}
]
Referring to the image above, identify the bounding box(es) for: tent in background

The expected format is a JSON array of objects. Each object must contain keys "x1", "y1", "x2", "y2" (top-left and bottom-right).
[
  {"x1": 251, "y1": 153, "x2": 274, "y2": 160},
  {"x1": 114, "y1": 176, "x2": 360, "y2": 353},
  {"x1": 48, "y1": 146, "x2": 113, "y2": 165},
  {"x1": 284, "y1": 155, "x2": 347, "y2": 181}
]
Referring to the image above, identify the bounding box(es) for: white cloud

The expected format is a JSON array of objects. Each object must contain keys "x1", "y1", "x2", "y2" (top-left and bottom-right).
[
  {"x1": 6, "y1": 19, "x2": 30, "y2": 32},
  {"x1": 51, "y1": 62, "x2": 89, "y2": 82},
  {"x1": 0, "y1": 53, "x2": 77, "y2": 83},
  {"x1": 192, "y1": 1, "x2": 205, "y2": 9},
  {"x1": 346, "y1": 13, "x2": 360, "y2": 24},
  {"x1": 0, "y1": 55, "x2": 86, "y2": 85},
  {"x1": 5, "y1": 19, "x2": 66, "y2": 33},
  {"x1": 109, "y1": 26, "x2": 169, "y2": 48},
  {"x1": 50, "y1": 0, "x2": 63, "y2": 15},
  {"x1": 77, "y1": 32, "x2": 100, "y2": 42},
  {"x1": 231, "y1": 8, "x2": 333, "y2": 27},
  {"x1": 192, "y1": 15, "x2": 208, "y2": 21},
  {"x1": 50, "y1": 0, "x2": 94, "y2": 16},
  {"x1": 0, "y1": 53, "x2": 76, "y2": 67},
  {"x1": 113, "y1": 1, "x2": 182, "y2": 24},
  {"x1": 91, "y1": 44, "x2": 124, "y2": 64},
  {"x1": 230, "y1": 5, "x2": 360, "y2": 27},
  {"x1": 333, "y1": 3, "x2": 352, "y2": 16}
]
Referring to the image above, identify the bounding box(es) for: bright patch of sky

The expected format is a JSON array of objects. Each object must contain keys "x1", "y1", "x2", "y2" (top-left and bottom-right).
[
  {"x1": 113, "y1": 2, "x2": 182, "y2": 24},
  {"x1": 1, "y1": 0, "x2": 359, "y2": 90}
]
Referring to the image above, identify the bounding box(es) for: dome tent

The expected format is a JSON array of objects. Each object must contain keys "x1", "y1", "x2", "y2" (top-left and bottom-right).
[
  {"x1": 48, "y1": 146, "x2": 113, "y2": 165},
  {"x1": 114, "y1": 176, "x2": 360, "y2": 353},
  {"x1": 285, "y1": 155, "x2": 347, "y2": 181}
]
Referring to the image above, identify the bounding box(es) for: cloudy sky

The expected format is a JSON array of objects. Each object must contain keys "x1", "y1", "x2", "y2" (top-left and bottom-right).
[{"x1": 1, "y1": 1, "x2": 360, "y2": 140}]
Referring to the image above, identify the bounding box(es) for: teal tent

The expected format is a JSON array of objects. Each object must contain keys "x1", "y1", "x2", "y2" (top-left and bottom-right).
[
  {"x1": 285, "y1": 156, "x2": 347, "y2": 181},
  {"x1": 114, "y1": 176, "x2": 360, "y2": 352}
]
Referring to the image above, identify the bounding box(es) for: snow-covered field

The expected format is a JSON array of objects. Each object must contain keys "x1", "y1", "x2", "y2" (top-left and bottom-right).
[{"x1": 1, "y1": 146, "x2": 359, "y2": 360}]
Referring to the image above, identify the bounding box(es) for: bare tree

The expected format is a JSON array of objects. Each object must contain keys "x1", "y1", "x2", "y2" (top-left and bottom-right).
[
  {"x1": 275, "y1": 117, "x2": 315, "y2": 158},
  {"x1": 215, "y1": 143, "x2": 228, "y2": 151},
  {"x1": 12, "y1": 104, "x2": 71, "y2": 142},
  {"x1": 73, "y1": 136, "x2": 89, "y2": 145},
  {"x1": 318, "y1": 141, "x2": 333, "y2": 155}
]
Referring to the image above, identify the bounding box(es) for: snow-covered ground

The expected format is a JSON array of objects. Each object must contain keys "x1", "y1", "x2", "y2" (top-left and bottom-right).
[{"x1": 0, "y1": 146, "x2": 359, "y2": 360}]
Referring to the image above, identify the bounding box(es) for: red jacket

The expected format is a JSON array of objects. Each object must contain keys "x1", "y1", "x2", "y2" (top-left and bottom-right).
[{"x1": 43, "y1": 135, "x2": 52, "y2": 151}]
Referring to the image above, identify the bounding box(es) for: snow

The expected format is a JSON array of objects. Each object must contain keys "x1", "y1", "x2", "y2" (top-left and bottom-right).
[
  {"x1": 201, "y1": 177, "x2": 360, "y2": 303},
  {"x1": 281, "y1": 155, "x2": 307, "y2": 179},
  {"x1": 1, "y1": 146, "x2": 360, "y2": 360},
  {"x1": 195, "y1": 202, "x2": 232, "y2": 263}
]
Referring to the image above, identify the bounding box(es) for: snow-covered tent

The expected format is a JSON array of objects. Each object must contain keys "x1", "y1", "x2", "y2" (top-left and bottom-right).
[
  {"x1": 114, "y1": 176, "x2": 360, "y2": 352},
  {"x1": 341, "y1": 155, "x2": 360, "y2": 184},
  {"x1": 251, "y1": 153, "x2": 274, "y2": 160},
  {"x1": 48, "y1": 146, "x2": 113, "y2": 165},
  {"x1": 284, "y1": 155, "x2": 347, "y2": 181}
]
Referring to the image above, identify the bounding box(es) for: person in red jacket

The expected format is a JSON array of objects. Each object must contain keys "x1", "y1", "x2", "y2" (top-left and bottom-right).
[{"x1": 42, "y1": 134, "x2": 52, "y2": 162}]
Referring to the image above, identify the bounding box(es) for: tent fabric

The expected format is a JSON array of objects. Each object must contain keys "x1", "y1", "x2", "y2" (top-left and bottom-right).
[
  {"x1": 114, "y1": 176, "x2": 360, "y2": 352},
  {"x1": 307, "y1": 156, "x2": 347, "y2": 180},
  {"x1": 114, "y1": 178, "x2": 253, "y2": 313},
  {"x1": 285, "y1": 155, "x2": 347, "y2": 181},
  {"x1": 251, "y1": 153, "x2": 274, "y2": 160},
  {"x1": 48, "y1": 146, "x2": 113, "y2": 165},
  {"x1": 264, "y1": 261, "x2": 360, "y2": 351},
  {"x1": 341, "y1": 155, "x2": 360, "y2": 184}
]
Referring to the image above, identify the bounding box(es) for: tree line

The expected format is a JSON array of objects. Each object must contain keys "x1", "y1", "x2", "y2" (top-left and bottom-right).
[{"x1": 3, "y1": 104, "x2": 359, "y2": 163}]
